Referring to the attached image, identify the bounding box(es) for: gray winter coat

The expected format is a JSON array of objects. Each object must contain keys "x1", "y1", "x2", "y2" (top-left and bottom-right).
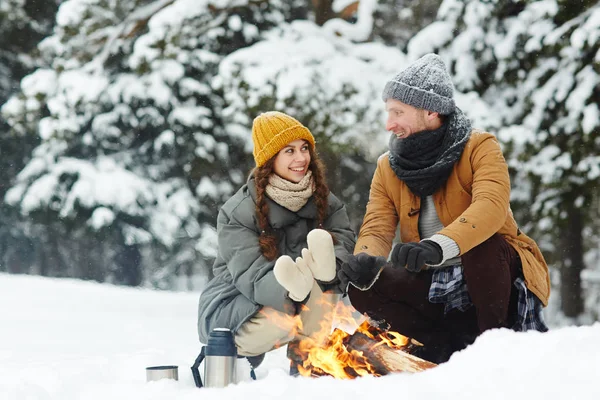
[{"x1": 197, "y1": 178, "x2": 355, "y2": 343}]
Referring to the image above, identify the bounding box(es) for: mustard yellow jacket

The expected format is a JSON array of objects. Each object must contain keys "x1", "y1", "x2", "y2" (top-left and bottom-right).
[{"x1": 355, "y1": 130, "x2": 550, "y2": 306}]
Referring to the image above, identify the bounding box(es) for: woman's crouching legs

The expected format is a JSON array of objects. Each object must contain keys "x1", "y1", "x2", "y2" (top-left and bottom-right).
[
  {"x1": 235, "y1": 281, "x2": 341, "y2": 358},
  {"x1": 235, "y1": 307, "x2": 297, "y2": 357}
]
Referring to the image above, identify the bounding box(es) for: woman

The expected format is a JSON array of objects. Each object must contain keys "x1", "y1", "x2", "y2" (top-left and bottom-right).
[{"x1": 197, "y1": 111, "x2": 355, "y2": 374}]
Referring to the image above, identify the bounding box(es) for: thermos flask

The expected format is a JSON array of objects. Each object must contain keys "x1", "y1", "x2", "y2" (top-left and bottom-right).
[{"x1": 192, "y1": 328, "x2": 237, "y2": 388}]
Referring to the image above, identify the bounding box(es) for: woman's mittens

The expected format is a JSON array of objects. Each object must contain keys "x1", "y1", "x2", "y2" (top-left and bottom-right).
[
  {"x1": 273, "y1": 255, "x2": 314, "y2": 302},
  {"x1": 305, "y1": 229, "x2": 336, "y2": 282}
]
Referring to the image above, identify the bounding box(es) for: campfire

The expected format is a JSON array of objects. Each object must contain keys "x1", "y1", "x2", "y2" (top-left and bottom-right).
[{"x1": 288, "y1": 301, "x2": 437, "y2": 379}]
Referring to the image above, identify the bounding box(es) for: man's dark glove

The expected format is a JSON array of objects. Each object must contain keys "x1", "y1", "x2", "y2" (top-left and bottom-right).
[
  {"x1": 390, "y1": 240, "x2": 443, "y2": 272},
  {"x1": 338, "y1": 253, "x2": 387, "y2": 292}
]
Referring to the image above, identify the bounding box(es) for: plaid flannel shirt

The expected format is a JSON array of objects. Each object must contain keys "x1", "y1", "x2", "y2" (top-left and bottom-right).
[{"x1": 429, "y1": 264, "x2": 548, "y2": 332}]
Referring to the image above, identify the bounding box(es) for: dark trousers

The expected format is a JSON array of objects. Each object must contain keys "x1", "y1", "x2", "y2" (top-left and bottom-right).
[{"x1": 349, "y1": 234, "x2": 520, "y2": 362}]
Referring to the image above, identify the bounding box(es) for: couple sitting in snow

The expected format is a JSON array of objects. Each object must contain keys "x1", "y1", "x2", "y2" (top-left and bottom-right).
[{"x1": 197, "y1": 54, "x2": 550, "y2": 373}]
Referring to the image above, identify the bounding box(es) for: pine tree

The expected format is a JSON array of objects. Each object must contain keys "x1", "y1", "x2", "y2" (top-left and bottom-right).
[
  {"x1": 1, "y1": 0, "x2": 298, "y2": 288},
  {"x1": 0, "y1": 0, "x2": 61, "y2": 275},
  {"x1": 0, "y1": 0, "x2": 61, "y2": 104}
]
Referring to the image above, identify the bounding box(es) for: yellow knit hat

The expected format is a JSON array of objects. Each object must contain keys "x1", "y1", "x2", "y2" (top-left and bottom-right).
[{"x1": 251, "y1": 111, "x2": 316, "y2": 167}]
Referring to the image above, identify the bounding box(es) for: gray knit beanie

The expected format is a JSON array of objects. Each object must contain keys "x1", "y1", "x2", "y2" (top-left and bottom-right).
[{"x1": 382, "y1": 53, "x2": 455, "y2": 115}]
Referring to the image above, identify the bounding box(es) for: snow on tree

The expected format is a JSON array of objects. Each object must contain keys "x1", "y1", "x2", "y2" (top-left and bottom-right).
[
  {"x1": 0, "y1": 0, "x2": 61, "y2": 104},
  {"x1": 1, "y1": 0, "x2": 298, "y2": 288},
  {"x1": 370, "y1": 0, "x2": 442, "y2": 47},
  {"x1": 408, "y1": 0, "x2": 600, "y2": 320},
  {"x1": 0, "y1": 0, "x2": 61, "y2": 276}
]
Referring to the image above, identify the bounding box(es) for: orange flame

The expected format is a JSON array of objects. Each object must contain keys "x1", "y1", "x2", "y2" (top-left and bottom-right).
[{"x1": 292, "y1": 301, "x2": 413, "y2": 379}]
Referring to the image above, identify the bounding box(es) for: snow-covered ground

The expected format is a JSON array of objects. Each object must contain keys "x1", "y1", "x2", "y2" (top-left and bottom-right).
[{"x1": 1, "y1": 273, "x2": 599, "y2": 400}]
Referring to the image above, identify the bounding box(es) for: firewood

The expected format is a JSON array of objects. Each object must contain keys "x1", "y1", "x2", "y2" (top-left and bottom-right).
[{"x1": 345, "y1": 331, "x2": 437, "y2": 374}]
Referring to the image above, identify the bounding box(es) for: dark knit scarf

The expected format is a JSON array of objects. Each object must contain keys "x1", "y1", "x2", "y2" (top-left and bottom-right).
[{"x1": 388, "y1": 108, "x2": 472, "y2": 197}]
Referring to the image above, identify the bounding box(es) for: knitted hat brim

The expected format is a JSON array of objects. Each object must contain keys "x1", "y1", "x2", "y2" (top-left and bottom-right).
[
  {"x1": 253, "y1": 124, "x2": 315, "y2": 167},
  {"x1": 382, "y1": 79, "x2": 456, "y2": 115}
]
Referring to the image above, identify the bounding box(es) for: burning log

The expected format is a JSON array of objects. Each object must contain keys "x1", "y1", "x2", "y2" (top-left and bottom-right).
[
  {"x1": 293, "y1": 307, "x2": 436, "y2": 378},
  {"x1": 345, "y1": 331, "x2": 437, "y2": 374},
  {"x1": 297, "y1": 322, "x2": 437, "y2": 378}
]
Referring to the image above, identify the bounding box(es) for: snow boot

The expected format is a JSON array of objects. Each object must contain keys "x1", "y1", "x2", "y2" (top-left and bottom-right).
[
  {"x1": 287, "y1": 340, "x2": 305, "y2": 376},
  {"x1": 245, "y1": 353, "x2": 265, "y2": 369},
  {"x1": 237, "y1": 353, "x2": 264, "y2": 380}
]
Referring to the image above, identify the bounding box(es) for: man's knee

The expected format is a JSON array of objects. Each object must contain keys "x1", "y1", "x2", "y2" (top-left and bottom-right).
[
  {"x1": 461, "y1": 234, "x2": 516, "y2": 268},
  {"x1": 347, "y1": 285, "x2": 375, "y2": 313},
  {"x1": 348, "y1": 266, "x2": 431, "y2": 312}
]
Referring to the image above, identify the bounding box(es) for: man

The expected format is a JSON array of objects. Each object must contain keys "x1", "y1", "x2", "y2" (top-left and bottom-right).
[{"x1": 338, "y1": 53, "x2": 550, "y2": 364}]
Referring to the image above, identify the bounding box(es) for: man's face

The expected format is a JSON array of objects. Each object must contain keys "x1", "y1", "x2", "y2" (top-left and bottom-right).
[{"x1": 385, "y1": 99, "x2": 432, "y2": 139}]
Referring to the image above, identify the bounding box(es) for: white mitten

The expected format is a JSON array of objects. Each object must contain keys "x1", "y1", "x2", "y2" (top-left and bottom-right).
[
  {"x1": 273, "y1": 255, "x2": 314, "y2": 302},
  {"x1": 304, "y1": 229, "x2": 336, "y2": 282}
]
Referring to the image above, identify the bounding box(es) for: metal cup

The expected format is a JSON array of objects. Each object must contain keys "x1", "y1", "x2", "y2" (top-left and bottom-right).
[{"x1": 146, "y1": 365, "x2": 179, "y2": 382}]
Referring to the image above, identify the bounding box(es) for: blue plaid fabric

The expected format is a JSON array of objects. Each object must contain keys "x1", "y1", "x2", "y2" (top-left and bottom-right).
[
  {"x1": 429, "y1": 265, "x2": 548, "y2": 332},
  {"x1": 429, "y1": 265, "x2": 471, "y2": 313}
]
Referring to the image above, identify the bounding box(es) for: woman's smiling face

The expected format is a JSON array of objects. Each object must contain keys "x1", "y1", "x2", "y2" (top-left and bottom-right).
[{"x1": 272, "y1": 139, "x2": 311, "y2": 182}]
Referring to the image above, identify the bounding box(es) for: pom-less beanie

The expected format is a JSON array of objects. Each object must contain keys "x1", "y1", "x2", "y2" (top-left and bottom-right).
[
  {"x1": 382, "y1": 53, "x2": 456, "y2": 115},
  {"x1": 252, "y1": 112, "x2": 316, "y2": 167}
]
